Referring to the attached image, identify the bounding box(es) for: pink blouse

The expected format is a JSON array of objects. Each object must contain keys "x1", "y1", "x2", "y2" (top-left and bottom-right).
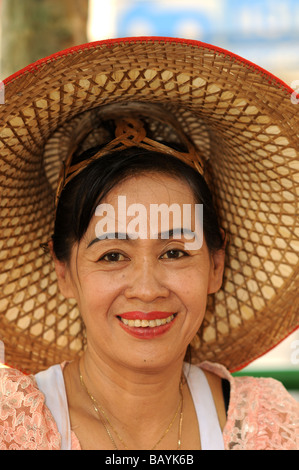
[{"x1": 0, "y1": 361, "x2": 298, "y2": 450}]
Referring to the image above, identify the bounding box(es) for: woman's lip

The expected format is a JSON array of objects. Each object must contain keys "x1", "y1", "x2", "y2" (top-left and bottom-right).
[
  {"x1": 118, "y1": 311, "x2": 176, "y2": 321},
  {"x1": 118, "y1": 314, "x2": 177, "y2": 339}
]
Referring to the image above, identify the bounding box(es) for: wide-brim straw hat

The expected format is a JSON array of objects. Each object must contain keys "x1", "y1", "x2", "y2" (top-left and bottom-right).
[{"x1": 0, "y1": 37, "x2": 298, "y2": 373}]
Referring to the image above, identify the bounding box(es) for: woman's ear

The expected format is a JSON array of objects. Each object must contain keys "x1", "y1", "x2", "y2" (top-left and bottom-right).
[
  {"x1": 48, "y1": 240, "x2": 76, "y2": 299},
  {"x1": 207, "y1": 248, "x2": 225, "y2": 294},
  {"x1": 207, "y1": 231, "x2": 227, "y2": 294}
]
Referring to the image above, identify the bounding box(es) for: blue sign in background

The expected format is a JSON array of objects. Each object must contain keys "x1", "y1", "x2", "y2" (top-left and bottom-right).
[
  {"x1": 116, "y1": 0, "x2": 299, "y2": 79},
  {"x1": 118, "y1": 0, "x2": 299, "y2": 41}
]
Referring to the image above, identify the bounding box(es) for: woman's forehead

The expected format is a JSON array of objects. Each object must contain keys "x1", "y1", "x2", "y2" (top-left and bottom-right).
[
  {"x1": 86, "y1": 173, "x2": 203, "y2": 250},
  {"x1": 103, "y1": 172, "x2": 196, "y2": 205}
]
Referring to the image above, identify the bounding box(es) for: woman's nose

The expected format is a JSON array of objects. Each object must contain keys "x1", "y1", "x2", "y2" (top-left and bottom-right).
[{"x1": 124, "y1": 258, "x2": 169, "y2": 302}]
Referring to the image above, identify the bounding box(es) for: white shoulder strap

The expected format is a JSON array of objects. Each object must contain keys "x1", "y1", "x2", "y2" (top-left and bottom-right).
[
  {"x1": 183, "y1": 363, "x2": 225, "y2": 450},
  {"x1": 35, "y1": 363, "x2": 223, "y2": 450},
  {"x1": 35, "y1": 365, "x2": 72, "y2": 450}
]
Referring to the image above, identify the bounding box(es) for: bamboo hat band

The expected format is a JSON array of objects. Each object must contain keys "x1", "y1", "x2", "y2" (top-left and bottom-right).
[{"x1": 54, "y1": 103, "x2": 205, "y2": 208}]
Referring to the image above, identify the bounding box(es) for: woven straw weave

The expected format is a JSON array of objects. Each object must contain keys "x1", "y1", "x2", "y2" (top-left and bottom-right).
[{"x1": 0, "y1": 38, "x2": 298, "y2": 372}]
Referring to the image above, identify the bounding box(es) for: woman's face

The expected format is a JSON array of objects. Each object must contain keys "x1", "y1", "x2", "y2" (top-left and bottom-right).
[{"x1": 55, "y1": 172, "x2": 225, "y2": 370}]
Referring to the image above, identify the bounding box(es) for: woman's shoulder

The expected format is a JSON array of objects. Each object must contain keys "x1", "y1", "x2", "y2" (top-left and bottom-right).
[
  {"x1": 0, "y1": 366, "x2": 61, "y2": 450},
  {"x1": 200, "y1": 361, "x2": 299, "y2": 450}
]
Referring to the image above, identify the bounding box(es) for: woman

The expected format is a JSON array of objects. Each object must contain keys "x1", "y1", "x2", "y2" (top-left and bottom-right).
[{"x1": 0, "y1": 38, "x2": 298, "y2": 450}]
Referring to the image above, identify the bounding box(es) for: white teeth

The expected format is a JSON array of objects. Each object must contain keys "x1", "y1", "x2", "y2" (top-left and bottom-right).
[{"x1": 120, "y1": 314, "x2": 174, "y2": 328}]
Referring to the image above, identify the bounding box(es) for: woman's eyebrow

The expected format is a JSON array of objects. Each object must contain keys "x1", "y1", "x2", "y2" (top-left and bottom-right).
[
  {"x1": 87, "y1": 228, "x2": 196, "y2": 248},
  {"x1": 157, "y1": 228, "x2": 196, "y2": 239},
  {"x1": 87, "y1": 232, "x2": 129, "y2": 247}
]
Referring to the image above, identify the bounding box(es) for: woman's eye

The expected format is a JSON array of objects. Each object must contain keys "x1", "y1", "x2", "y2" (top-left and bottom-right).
[
  {"x1": 99, "y1": 252, "x2": 128, "y2": 262},
  {"x1": 160, "y1": 249, "x2": 188, "y2": 259}
]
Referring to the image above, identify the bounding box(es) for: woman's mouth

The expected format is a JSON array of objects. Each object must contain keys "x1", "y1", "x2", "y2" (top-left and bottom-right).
[
  {"x1": 117, "y1": 312, "x2": 177, "y2": 338},
  {"x1": 119, "y1": 313, "x2": 174, "y2": 328}
]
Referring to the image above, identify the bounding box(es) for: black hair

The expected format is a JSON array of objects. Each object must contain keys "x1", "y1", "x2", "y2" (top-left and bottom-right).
[{"x1": 52, "y1": 146, "x2": 224, "y2": 262}]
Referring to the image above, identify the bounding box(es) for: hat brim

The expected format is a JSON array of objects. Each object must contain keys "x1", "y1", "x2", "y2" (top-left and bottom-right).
[{"x1": 0, "y1": 37, "x2": 298, "y2": 373}]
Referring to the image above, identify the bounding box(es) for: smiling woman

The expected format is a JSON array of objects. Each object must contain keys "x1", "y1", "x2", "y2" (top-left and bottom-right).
[
  {"x1": 53, "y1": 163, "x2": 224, "y2": 378},
  {"x1": 45, "y1": 136, "x2": 227, "y2": 450},
  {"x1": 0, "y1": 37, "x2": 298, "y2": 450}
]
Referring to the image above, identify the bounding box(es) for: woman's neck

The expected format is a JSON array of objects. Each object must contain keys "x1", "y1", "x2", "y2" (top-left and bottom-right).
[
  {"x1": 86, "y1": 349, "x2": 182, "y2": 409},
  {"x1": 70, "y1": 348, "x2": 186, "y2": 449}
]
